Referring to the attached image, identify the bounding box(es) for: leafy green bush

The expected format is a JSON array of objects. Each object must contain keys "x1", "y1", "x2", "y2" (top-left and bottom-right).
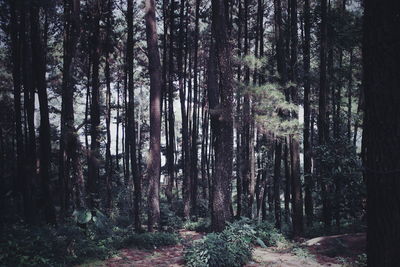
[
  {"x1": 183, "y1": 218, "x2": 211, "y2": 232},
  {"x1": 160, "y1": 203, "x2": 184, "y2": 232},
  {"x1": 184, "y1": 220, "x2": 254, "y2": 267},
  {"x1": 0, "y1": 212, "x2": 178, "y2": 266},
  {"x1": 254, "y1": 221, "x2": 288, "y2": 247},
  {"x1": 355, "y1": 253, "x2": 367, "y2": 267},
  {"x1": 0, "y1": 221, "x2": 116, "y2": 266},
  {"x1": 121, "y1": 232, "x2": 179, "y2": 249}
]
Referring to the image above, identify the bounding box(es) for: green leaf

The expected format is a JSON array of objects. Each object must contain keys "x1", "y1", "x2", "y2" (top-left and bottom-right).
[
  {"x1": 73, "y1": 209, "x2": 92, "y2": 224},
  {"x1": 256, "y1": 238, "x2": 267, "y2": 248}
]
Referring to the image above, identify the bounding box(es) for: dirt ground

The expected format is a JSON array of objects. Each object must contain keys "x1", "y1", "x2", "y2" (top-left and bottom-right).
[{"x1": 78, "y1": 231, "x2": 365, "y2": 267}]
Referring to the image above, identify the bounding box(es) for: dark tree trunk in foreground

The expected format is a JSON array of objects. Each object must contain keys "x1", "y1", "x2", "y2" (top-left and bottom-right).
[
  {"x1": 274, "y1": 141, "x2": 282, "y2": 229},
  {"x1": 88, "y1": 2, "x2": 101, "y2": 209},
  {"x1": 284, "y1": 139, "x2": 290, "y2": 222},
  {"x1": 145, "y1": 0, "x2": 162, "y2": 232},
  {"x1": 166, "y1": 0, "x2": 176, "y2": 204},
  {"x1": 363, "y1": 1, "x2": 400, "y2": 266},
  {"x1": 127, "y1": 0, "x2": 141, "y2": 231},
  {"x1": 59, "y1": 0, "x2": 85, "y2": 212},
  {"x1": 10, "y1": 0, "x2": 26, "y2": 219},
  {"x1": 303, "y1": 0, "x2": 313, "y2": 227},
  {"x1": 210, "y1": 0, "x2": 234, "y2": 231},
  {"x1": 318, "y1": 0, "x2": 331, "y2": 230},
  {"x1": 30, "y1": 1, "x2": 56, "y2": 224},
  {"x1": 20, "y1": 1, "x2": 36, "y2": 222},
  {"x1": 190, "y1": 0, "x2": 200, "y2": 216},
  {"x1": 236, "y1": 0, "x2": 243, "y2": 218},
  {"x1": 289, "y1": 0, "x2": 303, "y2": 237}
]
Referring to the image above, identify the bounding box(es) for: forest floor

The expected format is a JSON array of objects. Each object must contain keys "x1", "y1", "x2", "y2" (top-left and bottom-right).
[{"x1": 77, "y1": 231, "x2": 365, "y2": 267}]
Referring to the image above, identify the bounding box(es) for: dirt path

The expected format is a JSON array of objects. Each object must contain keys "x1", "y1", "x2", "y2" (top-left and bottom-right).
[
  {"x1": 79, "y1": 232, "x2": 365, "y2": 267},
  {"x1": 246, "y1": 247, "x2": 341, "y2": 267},
  {"x1": 82, "y1": 230, "x2": 201, "y2": 267}
]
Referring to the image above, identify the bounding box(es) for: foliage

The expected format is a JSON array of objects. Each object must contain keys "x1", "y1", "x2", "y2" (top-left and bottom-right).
[
  {"x1": 314, "y1": 136, "x2": 366, "y2": 224},
  {"x1": 160, "y1": 202, "x2": 184, "y2": 232},
  {"x1": 183, "y1": 218, "x2": 211, "y2": 233},
  {"x1": 184, "y1": 219, "x2": 256, "y2": 267},
  {"x1": 0, "y1": 222, "x2": 114, "y2": 266},
  {"x1": 254, "y1": 221, "x2": 289, "y2": 248},
  {"x1": 0, "y1": 217, "x2": 179, "y2": 266},
  {"x1": 292, "y1": 246, "x2": 315, "y2": 260},
  {"x1": 354, "y1": 253, "x2": 367, "y2": 267},
  {"x1": 120, "y1": 232, "x2": 179, "y2": 250}
]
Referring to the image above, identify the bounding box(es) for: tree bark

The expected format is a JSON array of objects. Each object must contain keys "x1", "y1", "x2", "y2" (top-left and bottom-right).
[
  {"x1": 30, "y1": 1, "x2": 56, "y2": 224},
  {"x1": 289, "y1": 0, "x2": 303, "y2": 237},
  {"x1": 303, "y1": 0, "x2": 313, "y2": 227},
  {"x1": 87, "y1": 1, "x2": 101, "y2": 209},
  {"x1": 274, "y1": 140, "x2": 282, "y2": 229},
  {"x1": 236, "y1": 0, "x2": 243, "y2": 218},
  {"x1": 363, "y1": 1, "x2": 400, "y2": 265},
  {"x1": 318, "y1": 0, "x2": 331, "y2": 230},
  {"x1": 190, "y1": 0, "x2": 200, "y2": 215},
  {"x1": 166, "y1": 0, "x2": 176, "y2": 204},
  {"x1": 60, "y1": 0, "x2": 85, "y2": 212},
  {"x1": 144, "y1": 0, "x2": 162, "y2": 231},
  {"x1": 210, "y1": 0, "x2": 234, "y2": 231}
]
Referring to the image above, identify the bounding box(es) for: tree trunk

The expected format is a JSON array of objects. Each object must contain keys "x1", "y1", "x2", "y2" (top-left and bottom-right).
[
  {"x1": 10, "y1": 0, "x2": 26, "y2": 220},
  {"x1": 303, "y1": 0, "x2": 313, "y2": 227},
  {"x1": 236, "y1": 0, "x2": 243, "y2": 218},
  {"x1": 284, "y1": 139, "x2": 291, "y2": 222},
  {"x1": 60, "y1": 0, "x2": 85, "y2": 213},
  {"x1": 20, "y1": 1, "x2": 36, "y2": 222},
  {"x1": 210, "y1": 0, "x2": 234, "y2": 231},
  {"x1": 87, "y1": 1, "x2": 101, "y2": 209},
  {"x1": 127, "y1": 0, "x2": 141, "y2": 232},
  {"x1": 190, "y1": 0, "x2": 200, "y2": 215},
  {"x1": 363, "y1": 1, "x2": 400, "y2": 265},
  {"x1": 289, "y1": 0, "x2": 303, "y2": 237},
  {"x1": 144, "y1": 0, "x2": 162, "y2": 231},
  {"x1": 30, "y1": 1, "x2": 56, "y2": 224},
  {"x1": 166, "y1": 0, "x2": 176, "y2": 204},
  {"x1": 318, "y1": 0, "x2": 331, "y2": 230},
  {"x1": 274, "y1": 140, "x2": 282, "y2": 229},
  {"x1": 347, "y1": 49, "x2": 353, "y2": 142}
]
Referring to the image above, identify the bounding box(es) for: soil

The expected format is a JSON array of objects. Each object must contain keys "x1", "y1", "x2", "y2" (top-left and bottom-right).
[{"x1": 77, "y1": 231, "x2": 365, "y2": 267}]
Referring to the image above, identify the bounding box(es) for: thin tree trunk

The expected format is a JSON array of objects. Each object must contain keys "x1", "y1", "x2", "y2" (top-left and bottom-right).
[
  {"x1": 318, "y1": 0, "x2": 331, "y2": 230},
  {"x1": 347, "y1": 49, "x2": 353, "y2": 142},
  {"x1": 166, "y1": 0, "x2": 176, "y2": 204},
  {"x1": 190, "y1": 0, "x2": 200, "y2": 215},
  {"x1": 105, "y1": 0, "x2": 113, "y2": 212},
  {"x1": 177, "y1": 0, "x2": 191, "y2": 219},
  {"x1": 236, "y1": 0, "x2": 243, "y2": 218},
  {"x1": 20, "y1": 1, "x2": 36, "y2": 222},
  {"x1": 87, "y1": 1, "x2": 101, "y2": 209},
  {"x1": 30, "y1": 1, "x2": 56, "y2": 224},
  {"x1": 303, "y1": 0, "x2": 313, "y2": 227},
  {"x1": 60, "y1": 0, "x2": 85, "y2": 213},
  {"x1": 289, "y1": 0, "x2": 303, "y2": 237},
  {"x1": 284, "y1": 139, "x2": 291, "y2": 222},
  {"x1": 144, "y1": 0, "x2": 162, "y2": 231},
  {"x1": 127, "y1": 0, "x2": 141, "y2": 232},
  {"x1": 10, "y1": 0, "x2": 26, "y2": 220}
]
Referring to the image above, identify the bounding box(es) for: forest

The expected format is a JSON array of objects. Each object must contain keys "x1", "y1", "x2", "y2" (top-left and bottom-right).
[{"x1": 0, "y1": 0, "x2": 399, "y2": 266}]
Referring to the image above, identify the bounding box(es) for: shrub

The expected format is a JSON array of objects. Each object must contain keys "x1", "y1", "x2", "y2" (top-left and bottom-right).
[
  {"x1": 184, "y1": 220, "x2": 254, "y2": 267},
  {"x1": 121, "y1": 232, "x2": 180, "y2": 250},
  {"x1": 0, "y1": 213, "x2": 179, "y2": 266},
  {"x1": 183, "y1": 218, "x2": 211, "y2": 232},
  {"x1": 160, "y1": 203, "x2": 184, "y2": 232},
  {"x1": 254, "y1": 221, "x2": 288, "y2": 247}
]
